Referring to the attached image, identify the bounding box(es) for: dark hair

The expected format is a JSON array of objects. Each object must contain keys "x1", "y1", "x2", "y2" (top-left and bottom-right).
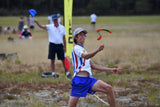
[{"x1": 74, "y1": 35, "x2": 78, "y2": 44}]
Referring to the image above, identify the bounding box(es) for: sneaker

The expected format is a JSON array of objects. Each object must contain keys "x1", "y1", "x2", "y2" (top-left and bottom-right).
[
  {"x1": 44, "y1": 72, "x2": 52, "y2": 75},
  {"x1": 41, "y1": 73, "x2": 48, "y2": 78},
  {"x1": 66, "y1": 73, "x2": 72, "y2": 79},
  {"x1": 52, "y1": 74, "x2": 59, "y2": 78},
  {"x1": 41, "y1": 72, "x2": 52, "y2": 78}
]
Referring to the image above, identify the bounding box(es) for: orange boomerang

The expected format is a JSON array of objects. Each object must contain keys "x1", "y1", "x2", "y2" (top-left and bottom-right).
[{"x1": 97, "y1": 29, "x2": 112, "y2": 40}]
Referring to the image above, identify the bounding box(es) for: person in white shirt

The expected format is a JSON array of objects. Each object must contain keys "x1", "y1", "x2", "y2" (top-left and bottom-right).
[
  {"x1": 68, "y1": 27, "x2": 121, "y2": 107},
  {"x1": 30, "y1": 16, "x2": 35, "y2": 30},
  {"x1": 48, "y1": 15, "x2": 53, "y2": 24},
  {"x1": 57, "y1": 13, "x2": 61, "y2": 24},
  {"x1": 34, "y1": 14, "x2": 72, "y2": 79},
  {"x1": 90, "y1": 13, "x2": 97, "y2": 30}
]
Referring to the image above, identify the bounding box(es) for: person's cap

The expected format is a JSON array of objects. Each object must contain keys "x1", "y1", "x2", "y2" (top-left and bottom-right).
[
  {"x1": 57, "y1": 13, "x2": 60, "y2": 17},
  {"x1": 23, "y1": 25, "x2": 28, "y2": 29},
  {"x1": 74, "y1": 28, "x2": 87, "y2": 36},
  {"x1": 52, "y1": 14, "x2": 58, "y2": 20}
]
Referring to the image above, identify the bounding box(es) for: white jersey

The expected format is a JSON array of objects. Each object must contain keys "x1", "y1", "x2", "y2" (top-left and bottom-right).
[
  {"x1": 90, "y1": 14, "x2": 97, "y2": 22},
  {"x1": 46, "y1": 24, "x2": 66, "y2": 44},
  {"x1": 72, "y1": 45, "x2": 92, "y2": 77}
]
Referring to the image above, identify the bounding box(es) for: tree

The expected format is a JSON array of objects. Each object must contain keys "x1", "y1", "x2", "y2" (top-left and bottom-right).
[
  {"x1": 87, "y1": 0, "x2": 110, "y2": 15},
  {"x1": 135, "y1": 0, "x2": 152, "y2": 14}
]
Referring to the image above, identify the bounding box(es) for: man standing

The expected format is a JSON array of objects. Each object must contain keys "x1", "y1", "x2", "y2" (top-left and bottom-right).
[
  {"x1": 34, "y1": 14, "x2": 72, "y2": 79},
  {"x1": 90, "y1": 13, "x2": 97, "y2": 30},
  {"x1": 30, "y1": 16, "x2": 35, "y2": 30}
]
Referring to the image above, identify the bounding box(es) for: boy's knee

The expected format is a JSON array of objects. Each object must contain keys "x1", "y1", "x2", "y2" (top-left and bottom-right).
[{"x1": 105, "y1": 85, "x2": 113, "y2": 94}]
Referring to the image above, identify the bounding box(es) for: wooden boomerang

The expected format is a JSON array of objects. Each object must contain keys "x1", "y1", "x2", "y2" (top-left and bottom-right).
[{"x1": 97, "y1": 29, "x2": 112, "y2": 40}]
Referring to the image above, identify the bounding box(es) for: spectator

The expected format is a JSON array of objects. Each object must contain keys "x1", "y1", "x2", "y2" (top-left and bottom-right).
[
  {"x1": 34, "y1": 14, "x2": 72, "y2": 79},
  {"x1": 0, "y1": 26, "x2": 2, "y2": 34},
  {"x1": 29, "y1": 16, "x2": 35, "y2": 30},
  {"x1": 18, "y1": 16, "x2": 25, "y2": 32},
  {"x1": 90, "y1": 13, "x2": 97, "y2": 30},
  {"x1": 12, "y1": 28, "x2": 17, "y2": 34},
  {"x1": 20, "y1": 25, "x2": 32, "y2": 39},
  {"x1": 4, "y1": 27, "x2": 10, "y2": 34},
  {"x1": 48, "y1": 15, "x2": 53, "y2": 24},
  {"x1": 57, "y1": 13, "x2": 61, "y2": 24},
  {"x1": 26, "y1": 15, "x2": 30, "y2": 27}
]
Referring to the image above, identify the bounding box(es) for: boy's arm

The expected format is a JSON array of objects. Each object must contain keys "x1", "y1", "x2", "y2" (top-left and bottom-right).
[
  {"x1": 81, "y1": 44, "x2": 104, "y2": 59},
  {"x1": 90, "y1": 61, "x2": 120, "y2": 74}
]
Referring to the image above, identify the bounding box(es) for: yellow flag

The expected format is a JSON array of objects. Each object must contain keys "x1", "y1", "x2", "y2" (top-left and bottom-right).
[{"x1": 64, "y1": 0, "x2": 73, "y2": 58}]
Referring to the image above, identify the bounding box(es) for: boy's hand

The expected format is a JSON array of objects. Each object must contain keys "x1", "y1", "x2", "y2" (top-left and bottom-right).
[
  {"x1": 110, "y1": 68, "x2": 121, "y2": 74},
  {"x1": 98, "y1": 44, "x2": 104, "y2": 52}
]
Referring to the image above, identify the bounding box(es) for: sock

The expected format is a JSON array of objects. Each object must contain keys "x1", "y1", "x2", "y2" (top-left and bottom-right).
[
  {"x1": 52, "y1": 72, "x2": 55, "y2": 75},
  {"x1": 66, "y1": 71, "x2": 70, "y2": 75}
]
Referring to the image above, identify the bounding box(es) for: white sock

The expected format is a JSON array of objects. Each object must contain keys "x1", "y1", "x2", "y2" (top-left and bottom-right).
[
  {"x1": 66, "y1": 71, "x2": 70, "y2": 75},
  {"x1": 52, "y1": 72, "x2": 55, "y2": 75}
]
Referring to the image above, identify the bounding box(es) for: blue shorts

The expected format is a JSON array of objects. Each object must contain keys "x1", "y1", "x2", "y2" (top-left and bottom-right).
[
  {"x1": 48, "y1": 42, "x2": 64, "y2": 60},
  {"x1": 71, "y1": 76, "x2": 98, "y2": 97}
]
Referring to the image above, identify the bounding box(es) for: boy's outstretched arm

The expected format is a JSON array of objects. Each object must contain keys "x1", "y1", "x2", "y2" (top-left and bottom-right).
[
  {"x1": 81, "y1": 44, "x2": 104, "y2": 59},
  {"x1": 90, "y1": 61, "x2": 121, "y2": 74}
]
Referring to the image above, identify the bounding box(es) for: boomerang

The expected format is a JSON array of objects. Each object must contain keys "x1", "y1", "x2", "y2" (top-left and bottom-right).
[{"x1": 97, "y1": 29, "x2": 112, "y2": 40}]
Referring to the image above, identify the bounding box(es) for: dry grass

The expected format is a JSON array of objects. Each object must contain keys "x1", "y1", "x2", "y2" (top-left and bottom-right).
[
  {"x1": 0, "y1": 16, "x2": 160, "y2": 106},
  {"x1": 85, "y1": 26, "x2": 160, "y2": 72},
  {"x1": 1, "y1": 25, "x2": 160, "y2": 72},
  {"x1": 0, "y1": 31, "x2": 49, "y2": 64}
]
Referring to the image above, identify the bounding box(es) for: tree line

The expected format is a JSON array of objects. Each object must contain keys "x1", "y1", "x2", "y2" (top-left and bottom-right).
[{"x1": 0, "y1": 0, "x2": 160, "y2": 16}]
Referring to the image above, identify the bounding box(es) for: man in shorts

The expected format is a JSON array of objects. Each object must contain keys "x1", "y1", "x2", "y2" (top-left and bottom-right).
[
  {"x1": 34, "y1": 14, "x2": 72, "y2": 79},
  {"x1": 68, "y1": 27, "x2": 121, "y2": 107},
  {"x1": 30, "y1": 16, "x2": 35, "y2": 30},
  {"x1": 90, "y1": 13, "x2": 97, "y2": 30}
]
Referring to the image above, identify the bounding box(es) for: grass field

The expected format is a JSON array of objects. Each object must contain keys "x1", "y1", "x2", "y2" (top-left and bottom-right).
[{"x1": 0, "y1": 15, "x2": 160, "y2": 107}]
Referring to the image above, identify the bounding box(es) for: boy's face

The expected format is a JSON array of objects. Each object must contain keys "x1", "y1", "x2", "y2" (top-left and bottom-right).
[{"x1": 76, "y1": 32, "x2": 86, "y2": 45}]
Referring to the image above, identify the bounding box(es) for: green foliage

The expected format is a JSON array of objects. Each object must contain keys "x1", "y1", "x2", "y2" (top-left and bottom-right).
[
  {"x1": 135, "y1": 0, "x2": 152, "y2": 12},
  {"x1": 0, "y1": 70, "x2": 3, "y2": 75},
  {"x1": 148, "y1": 86, "x2": 160, "y2": 104},
  {"x1": 3, "y1": 94, "x2": 16, "y2": 100},
  {"x1": 0, "y1": 0, "x2": 160, "y2": 16},
  {"x1": 15, "y1": 59, "x2": 21, "y2": 64},
  {"x1": 87, "y1": 0, "x2": 110, "y2": 14},
  {"x1": 0, "y1": 8, "x2": 8, "y2": 16}
]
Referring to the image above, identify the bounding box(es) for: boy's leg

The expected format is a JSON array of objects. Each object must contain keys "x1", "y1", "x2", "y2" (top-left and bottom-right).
[
  {"x1": 92, "y1": 80, "x2": 116, "y2": 107},
  {"x1": 68, "y1": 96, "x2": 80, "y2": 107}
]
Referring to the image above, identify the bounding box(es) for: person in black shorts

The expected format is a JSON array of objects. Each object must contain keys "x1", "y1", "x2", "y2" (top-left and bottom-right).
[
  {"x1": 34, "y1": 14, "x2": 72, "y2": 79},
  {"x1": 90, "y1": 13, "x2": 97, "y2": 30}
]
